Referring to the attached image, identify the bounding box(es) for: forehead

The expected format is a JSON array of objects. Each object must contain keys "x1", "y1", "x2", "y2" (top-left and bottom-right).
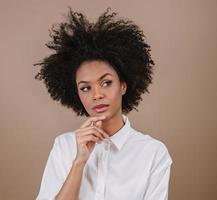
[{"x1": 76, "y1": 60, "x2": 117, "y2": 82}]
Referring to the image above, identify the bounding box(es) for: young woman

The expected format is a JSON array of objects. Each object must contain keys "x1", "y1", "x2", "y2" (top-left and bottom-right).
[{"x1": 34, "y1": 7, "x2": 173, "y2": 200}]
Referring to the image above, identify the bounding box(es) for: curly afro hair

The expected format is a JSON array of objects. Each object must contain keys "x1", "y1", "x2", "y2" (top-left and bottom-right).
[{"x1": 34, "y1": 7, "x2": 155, "y2": 117}]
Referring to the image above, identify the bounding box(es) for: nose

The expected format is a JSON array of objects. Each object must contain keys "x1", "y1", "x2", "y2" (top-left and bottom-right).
[{"x1": 92, "y1": 86, "x2": 104, "y2": 100}]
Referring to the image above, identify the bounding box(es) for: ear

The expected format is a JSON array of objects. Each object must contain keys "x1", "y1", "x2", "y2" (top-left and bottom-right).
[{"x1": 121, "y1": 81, "x2": 127, "y2": 95}]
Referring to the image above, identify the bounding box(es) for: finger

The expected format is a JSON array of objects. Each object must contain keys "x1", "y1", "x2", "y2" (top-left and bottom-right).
[
  {"x1": 78, "y1": 135, "x2": 101, "y2": 144},
  {"x1": 95, "y1": 120, "x2": 102, "y2": 128},
  {"x1": 81, "y1": 116, "x2": 106, "y2": 127},
  {"x1": 77, "y1": 126, "x2": 109, "y2": 139},
  {"x1": 77, "y1": 127, "x2": 105, "y2": 140},
  {"x1": 81, "y1": 115, "x2": 106, "y2": 128},
  {"x1": 93, "y1": 126, "x2": 110, "y2": 139}
]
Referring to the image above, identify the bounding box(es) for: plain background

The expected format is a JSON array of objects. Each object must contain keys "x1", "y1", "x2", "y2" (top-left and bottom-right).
[{"x1": 0, "y1": 0, "x2": 216, "y2": 199}]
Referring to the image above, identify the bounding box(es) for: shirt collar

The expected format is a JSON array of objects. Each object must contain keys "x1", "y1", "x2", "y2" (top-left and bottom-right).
[{"x1": 107, "y1": 114, "x2": 133, "y2": 151}]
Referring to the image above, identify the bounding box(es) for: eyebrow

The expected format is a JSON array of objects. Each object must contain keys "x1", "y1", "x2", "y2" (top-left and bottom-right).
[{"x1": 78, "y1": 73, "x2": 113, "y2": 85}]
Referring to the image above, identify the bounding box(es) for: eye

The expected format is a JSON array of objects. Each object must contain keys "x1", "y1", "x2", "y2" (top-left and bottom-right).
[
  {"x1": 102, "y1": 80, "x2": 112, "y2": 87},
  {"x1": 80, "y1": 86, "x2": 90, "y2": 92},
  {"x1": 79, "y1": 80, "x2": 112, "y2": 92}
]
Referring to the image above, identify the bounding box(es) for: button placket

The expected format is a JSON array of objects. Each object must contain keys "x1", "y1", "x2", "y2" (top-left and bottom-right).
[{"x1": 95, "y1": 140, "x2": 111, "y2": 200}]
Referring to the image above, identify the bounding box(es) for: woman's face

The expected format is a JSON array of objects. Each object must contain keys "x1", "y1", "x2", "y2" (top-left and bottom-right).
[{"x1": 76, "y1": 60, "x2": 127, "y2": 119}]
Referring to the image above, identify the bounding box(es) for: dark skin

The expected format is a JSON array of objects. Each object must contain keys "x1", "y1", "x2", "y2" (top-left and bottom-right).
[{"x1": 76, "y1": 60, "x2": 127, "y2": 137}]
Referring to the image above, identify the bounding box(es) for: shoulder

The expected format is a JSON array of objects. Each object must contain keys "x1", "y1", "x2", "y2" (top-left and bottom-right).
[
  {"x1": 130, "y1": 128, "x2": 173, "y2": 165},
  {"x1": 51, "y1": 131, "x2": 77, "y2": 160},
  {"x1": 54, "y1": 131, "x2": 76, "y2": 145}
]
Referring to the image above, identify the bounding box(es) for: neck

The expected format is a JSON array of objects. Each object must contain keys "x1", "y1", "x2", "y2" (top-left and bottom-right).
[{"x1": 101, "y1": 112, "x2": 125, "y2": 137}]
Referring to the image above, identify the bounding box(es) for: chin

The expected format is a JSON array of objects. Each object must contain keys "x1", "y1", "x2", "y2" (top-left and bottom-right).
[{"x1": 91, "y1": 112, "x2": 110, "y2": 122}]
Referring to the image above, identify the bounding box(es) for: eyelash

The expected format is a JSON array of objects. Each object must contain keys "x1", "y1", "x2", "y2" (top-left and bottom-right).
[{"x1": 80, "y1": 80, "x2": 113, "y2": 92}]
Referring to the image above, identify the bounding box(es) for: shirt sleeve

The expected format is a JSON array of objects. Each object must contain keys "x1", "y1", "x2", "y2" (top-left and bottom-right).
[
  {"x1": 143, "y1": 142, "x2": 173, "y2": 200},
  {"x1": 36, "y1": 136, "x2": 65, "y2": 200}
]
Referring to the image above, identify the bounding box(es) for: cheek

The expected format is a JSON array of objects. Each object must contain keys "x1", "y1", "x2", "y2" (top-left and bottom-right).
[
  {"x1": 109, "y1": 88, "x2": 122, "y2": 101},
  {"x1": 78, "y1": 93, "x2": 87, "y2": 105}
]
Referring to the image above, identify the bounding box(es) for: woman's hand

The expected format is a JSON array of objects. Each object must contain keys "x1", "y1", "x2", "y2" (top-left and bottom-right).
[{"x1": 74, "y1": 115, "x2": 109, "y2": 164}]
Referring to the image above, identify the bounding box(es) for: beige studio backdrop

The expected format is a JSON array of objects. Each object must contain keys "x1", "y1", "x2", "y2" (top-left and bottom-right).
[{"x1": 0, "y1": 0, "x2": 216, "y2": 199}]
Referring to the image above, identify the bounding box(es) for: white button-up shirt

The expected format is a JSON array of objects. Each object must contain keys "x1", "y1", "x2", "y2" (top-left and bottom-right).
[{"x1": 36, "y1": 114, "x2": 173, "y2": 200}]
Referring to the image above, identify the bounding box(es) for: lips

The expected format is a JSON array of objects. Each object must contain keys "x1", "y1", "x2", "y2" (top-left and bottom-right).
[
  {"x1": 93, "y1": 104, "x2": 109, "y2": 109},
  {"x1": 92, "y1": 104, "x2": 109, "y2": 113}
]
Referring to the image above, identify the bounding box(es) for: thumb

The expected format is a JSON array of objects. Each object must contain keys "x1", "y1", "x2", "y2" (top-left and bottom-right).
[{"x1": 95, "y1": 120, "x2": 102, "y2": 128}]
